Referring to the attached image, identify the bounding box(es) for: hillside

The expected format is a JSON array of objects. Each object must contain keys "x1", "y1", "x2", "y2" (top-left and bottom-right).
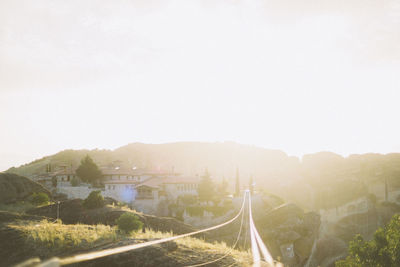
[
  {"x1": 0, "y1": 215, "x2": 251, "y2": 267},
  {"x1": 7, "y1": 142, "x2": 300, "y2": 189},
  {"x1": 0, "y1": 173, "x2": 51, "y2": 204},
  {"x1": 6, "y1": 142, "x2": 400, "y2": 211}
]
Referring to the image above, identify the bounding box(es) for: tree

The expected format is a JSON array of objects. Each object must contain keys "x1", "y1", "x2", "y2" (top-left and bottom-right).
[
  {"x1": 83, "y1": 190, "x2": 104, "y2": 209},
  {"x1": 180, "y1": 194, "x2": 197, "y2": 205},
  {"x1": 76, "y1": 155, "x2": 103, "y2": 186},
  {"x1": 218, "y1": 177, "x2": 229, "y2": 197},
  {"x1": 116, "y1": 213, "x2": 143, "y2": 233},
  {"x1": 31, "y1": 192, "x2": 49, "y2": 206},
  {"x1": 336, "y1": 214, "x2": 400, "y2": 267},
  {"x1": 197, "y1": 169, "x2": 215, "y2": 203},
  {"x1": 51, "y1": 176, "x2": 57, "y2": 187},
  {"x1": 249, "y1": 175, "x2": 254, "y2": 195},
  {"x1": 235, "y1": 167, "x2": 240, "y2": 197},
  {"x1": 70, "y1": 176, "x2": 80, "y2": 187}
]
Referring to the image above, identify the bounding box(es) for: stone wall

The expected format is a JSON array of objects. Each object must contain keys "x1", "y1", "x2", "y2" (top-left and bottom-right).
[{"x1": 57, "y1": 185, "x2": 96, "y2": 200}]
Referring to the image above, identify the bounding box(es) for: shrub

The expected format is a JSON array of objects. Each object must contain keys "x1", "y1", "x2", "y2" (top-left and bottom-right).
[
  {"x1": 336, "y1": 214, "x2": 400, "y2": 267},
  {"x1": 83, "y1": 191, "x2": 104, "y2": 209},
  {"x1": 116, "y1": 213, "x2": 143, "y2": 233},
  {"x1": 51, "y1": 177, "x2": 57, "y2": 187},
  {"x1": 180, "y1": 194, "x2": 197, "y2": 205},
  {"x1": 185, "y1": 206, "x2": 204, "y2": 217},
  {"x1": 70, "y1": 177, "x2": 80, "y2": 187},
  {"x1": 31, "y1": 192, "x2": 49, "y2": 206},
  {"x1": 223, "y1": 199, "x2": 233, "y2": 208},
  {"x1": 204, "y1": 205, "x2": 230, "y2": 216}
]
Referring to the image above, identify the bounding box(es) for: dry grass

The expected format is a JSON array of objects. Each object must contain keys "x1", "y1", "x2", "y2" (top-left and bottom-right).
[
  {"x1": 0, "y1": 201, "x2": 54, "y2": 213},
  {"x1": 9, "y1": 220, "x2": 251, "y2": 266},
  {"x1": 132, "y1": 229, "x2": 252, "y2": 266},
  {"x1": 0, "y1": 201, "x2": 36, "y2": 213},
  {"x1": 9, "y1": 219, "x2": 118, "y2": 251}
]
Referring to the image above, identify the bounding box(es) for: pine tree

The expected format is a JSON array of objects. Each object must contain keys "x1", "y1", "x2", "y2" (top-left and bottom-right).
[
  {"x1": 197, "y1": 169, "x2": 215, "y2": 203},
  {"x1": 220, "y1": 177, "x2": 229, "y2": 197},
  {"x1": 76, "y1": 155, "x2": 103, "y2": 186}
]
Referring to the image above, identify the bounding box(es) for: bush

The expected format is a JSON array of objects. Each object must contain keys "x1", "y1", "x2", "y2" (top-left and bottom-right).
[
  {"x1": 180, "y1": 194, "x2": 197, "y2": 205},
  {"x1": 70, "y1": 177, "x2": 80, "y2": 187},
  {"x1": 83, "y1": 191, "x2": 104, "y2": 209},
  {"x1": 31, "y1": 192, "x2": 49, "y2": 206},
  {"x1": 116, "y1": 213, "x2": 143, "y2": 233},
  {"x1": 185, "y1": 206, "x2": 204, "y2": 217},
  {"x1": 336, "y1": 214, "x2": 400, "y2": 267},
  {"x1": 204, "y1": 205, "x2": 230, "y2": 216},
  {"x1": 52, "y1": 177, "x2": 57, "y2": 187}
]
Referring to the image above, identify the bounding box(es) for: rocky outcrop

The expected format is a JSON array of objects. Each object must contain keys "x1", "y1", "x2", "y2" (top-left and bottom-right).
[
  {"x1": 256, "y1": 203, "x2": 321, "y2": 266},
  {"x1": 0, "y1": 173, "x2": 51, "y2": 204}
]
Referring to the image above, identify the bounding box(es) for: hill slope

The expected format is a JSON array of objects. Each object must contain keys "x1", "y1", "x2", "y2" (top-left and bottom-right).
[
  {"x1": 0, "y1": 173, "x2": 51, "y2": 204},
  {"x1": 6, "y1": 142, "x2": 400, "y2": 210},
  {"x1": 7, "y1": 142, "x2": 300, "y2": 188}
]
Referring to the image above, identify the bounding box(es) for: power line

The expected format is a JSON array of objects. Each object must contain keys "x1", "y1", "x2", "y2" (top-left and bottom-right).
[
  {"x1": 186, "y1": 193, "x2": 247, "y2": 267},
  {"x1": 248, "y1": 191, "x2": 275, "y2": 267}
]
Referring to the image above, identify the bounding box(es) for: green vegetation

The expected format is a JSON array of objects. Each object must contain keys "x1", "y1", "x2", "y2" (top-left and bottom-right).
[
  {"x1": 8, "y1": 219, "x2": 251, "y2": 266},
  {"x1": 179, "y1": 194, "x2": 197, "y2": 205},
  {"x1": 76, "y1": 155, "x2": 103, "y2": 186},
  {"x1": 31, "y1": 192, "x2": 49, "y2": 206},
  {"x1": 83, "y1": 190, "x2": 104, "y2": 209},
  {"x1": 116, "y1": 213, "x2": 143, "y2": 233},
  {"x1": 185, "y1": 205, "x2": 231, "y2": 217},
  {"x1": 0, "y1": 201, "x2": 35, "y2": 213},
  {"x1": 336, "y1": 214, "x2": 400, "y2": 267},
  {"x1": 218, "y1": 178, "x2": 229, "y2": 197},
  {"x1": 197, "y1": 169, "x2": 215, "y2": 203},
  {"x1": 70, "y1": 176, "x2": 80, "y2": 187},
  {"x1": 51, "y1": 176, "x2": 57, "y2": 187}
]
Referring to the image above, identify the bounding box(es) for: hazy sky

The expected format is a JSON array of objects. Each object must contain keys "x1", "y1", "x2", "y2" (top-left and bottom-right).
[{"x1": 1, "y1": 0, "x2": 400, "y2": 171}]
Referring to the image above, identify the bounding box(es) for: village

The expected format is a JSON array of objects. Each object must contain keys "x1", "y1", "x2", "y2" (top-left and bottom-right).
[
  {"x1": 27, "y1": 157, "x2": 238, "y2": 227},
  {"x1": 30, "y1": 161, "x2": 201, "y2": 214}
]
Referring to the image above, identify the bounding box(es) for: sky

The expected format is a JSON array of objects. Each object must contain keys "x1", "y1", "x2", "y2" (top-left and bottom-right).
[{"x1": 1, "y1": 0, "x2": 400, "y2": 171}]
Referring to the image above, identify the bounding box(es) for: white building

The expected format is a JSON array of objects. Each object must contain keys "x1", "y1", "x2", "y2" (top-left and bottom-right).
[{"x1": 51, "y1": 165, "x2": 201, "y2": 214}]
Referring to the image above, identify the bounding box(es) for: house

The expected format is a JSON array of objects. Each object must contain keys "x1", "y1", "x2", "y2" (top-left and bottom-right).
[
  {"x1": 29, "y1": 165, "x2": 77, "y2": 189},
  {"x1": 45, "y1": 163, "x2": 201, "y2": 214},
  {"x1": 103, "y1": 174, "x2": 200, "y2": 203},
  {"x1": 127, "y1": 175, "x2": 200, "y2": 214},
  {"x1": 53, "y1": 169, "x2": 77, "y2": 186}
]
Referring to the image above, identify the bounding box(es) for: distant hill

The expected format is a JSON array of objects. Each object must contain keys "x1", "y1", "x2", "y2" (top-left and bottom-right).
[
  {"x1": 6, "y1": 142, "x2": 400, "y2": 210},
  {"x1": 6, "y1": 142, "x2": 300, "y2": 188}
]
